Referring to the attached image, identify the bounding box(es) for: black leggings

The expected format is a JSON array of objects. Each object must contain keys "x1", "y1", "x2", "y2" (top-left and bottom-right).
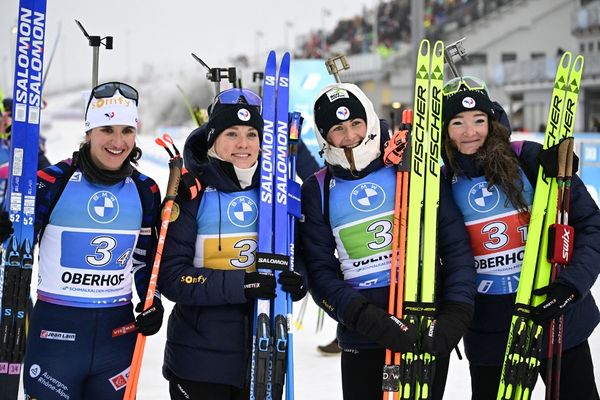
[
  {"x1": 341, "y1": 348, "x2": 450, "y2": 400},
  {"x1": 470, "y1": 340, "x2": 599, "y2": 400},
  {"x1": 168, "y1": 375, "x2": 247, "y2": 400}
]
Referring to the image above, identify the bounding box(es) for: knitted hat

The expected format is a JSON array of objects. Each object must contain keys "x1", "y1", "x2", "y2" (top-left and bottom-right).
[
  {"x1": 205, "y1": 97, "x2": 263, "y2": 149},
  {"x1": 314, "y1": 87, "x2": 367, "y2": 138},
  {"x1": 442, "y1": 77, "x2": 495, "y2": 127}
]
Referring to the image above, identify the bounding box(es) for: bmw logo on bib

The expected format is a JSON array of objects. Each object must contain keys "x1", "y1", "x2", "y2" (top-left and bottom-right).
[
  {"x1": 468, "y1": 181, "x2": 500, "y2": 213},
  {"x1": 350, "y1": 182, "x2": 386, "y2": 212},
  {"x1": 228, "y1": 196, "x2": 258, "y2": 227},
  {"x1": 87, "y1": 191, "x2": 120, "y2": 224}
]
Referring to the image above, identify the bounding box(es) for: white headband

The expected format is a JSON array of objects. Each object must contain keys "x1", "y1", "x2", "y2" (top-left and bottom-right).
[{"x1": 85, "y1": 92, "x2": 138, "y2": 131}]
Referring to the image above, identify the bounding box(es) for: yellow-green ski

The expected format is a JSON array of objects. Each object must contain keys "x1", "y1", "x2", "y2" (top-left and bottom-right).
[
  {"x1": 497, "y1": 52, "x2": 584, "y2": 400},
  {"x1": 399, "y1": 39, "x2": 444, "y2": 400}
]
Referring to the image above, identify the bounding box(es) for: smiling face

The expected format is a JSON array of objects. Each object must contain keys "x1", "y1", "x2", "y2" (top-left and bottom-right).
[
  {"x1": 87, "y1": 125, "x2": 136, "y2": 171},
  {"x1": 325, "y1": 118, "x2": 367, "y2": 149},
  {"x1": 447, "y1": 110, "x2": 489, "y2": 155},
  {"x1": 213, "y1": 125, "x2": 260, "y2": 169}
]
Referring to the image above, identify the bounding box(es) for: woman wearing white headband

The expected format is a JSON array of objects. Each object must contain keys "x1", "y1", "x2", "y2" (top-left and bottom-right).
[{"x1": 0, "y1": 82, "x2": 164, "y2": 400}]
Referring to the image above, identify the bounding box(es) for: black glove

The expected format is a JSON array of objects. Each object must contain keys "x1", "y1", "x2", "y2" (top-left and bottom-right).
[
  {"x1": 278, "y1": 270, "x2": 306, "y2": 302},
  {"x1": 422, "y1": 302, "x2": 474, "y2": 357},
  {"x1": 0, "y1": 211, "x2": 14, "y2": 243},
  {"x1": 532, "y1": 282, "x2": 577, "y2": 324},
  {"x1": 344, "y1": 298, "x2": 417, "y2": 353},
  {"x1": 135, "y1": 297, "x2": 164, "y2": 336},
  {"x1": 244, "y1": 272, "x2": 276, "y2": 300}
]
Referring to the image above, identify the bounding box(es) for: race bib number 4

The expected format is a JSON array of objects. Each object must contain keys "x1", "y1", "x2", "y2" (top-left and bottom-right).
[{"x1": 60, "y1": 232, "x2": 136, "y2": 270}]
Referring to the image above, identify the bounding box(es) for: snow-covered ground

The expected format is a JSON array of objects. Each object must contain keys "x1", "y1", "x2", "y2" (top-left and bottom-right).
[{"x1": 23, "y1": 92, "x2": 600, "y2": 399}]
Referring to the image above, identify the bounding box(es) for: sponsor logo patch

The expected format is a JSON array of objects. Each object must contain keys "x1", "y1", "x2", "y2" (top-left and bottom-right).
[
  {"x1": 227, "y1": 196, "x2": 258, "y2": 227},
  {"x1": 237, "y1": 108, "x2": 251, "y2": 121},
  {"x1": 109, "y1": 367, "x2": 130, "y2": 391},
  {"x1": 29, "y1": 364, "x2": 41, "y2": 378},
  {"x1": 39, "y1": 330, "x2": 76, "y2": 341},
  {"x1": 336, "y1": 106, "x2": 350, "y2": 121},
  {"x1": 350, "y1": 182, "x2": 386, "y2": 212},
  {"x1": 87, "y1": 190, "x2": 119, "y2": 224},
  {"x1": 468, "y1": 181, "x2": 500, "y2": 213},
  {"x1": 326, "y1": 88, "x2": 350, "y2": 102},
  {"x1": 462, "y1": 96, "x2": 476, "y2": 108}
]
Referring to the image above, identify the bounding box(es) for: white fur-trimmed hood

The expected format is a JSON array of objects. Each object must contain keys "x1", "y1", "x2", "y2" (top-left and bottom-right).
[{"x1": 313, "y1": 83, "x2": 382, "y2": 172}]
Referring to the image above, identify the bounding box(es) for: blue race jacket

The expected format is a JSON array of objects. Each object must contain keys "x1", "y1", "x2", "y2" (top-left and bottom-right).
[
  {"x1": 300, "y1": 119, "x2": 477, "y2": 350},
  {"x1": 448, "y1": 141, "x2": 600, "y2": 365},
  {"x1": 159, "y1": 125, "x2": 260, "y2": 388}
]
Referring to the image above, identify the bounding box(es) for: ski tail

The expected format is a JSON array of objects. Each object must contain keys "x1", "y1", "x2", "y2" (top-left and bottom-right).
[
  {"x1": 271, "y1": 52, "x2": 291, "y2": 400},
  {"x1": 0, "y1": 1, "x2": 47, "y2": 398},
  {"x1": 542, "y1": 56, "x2": 583, "y2": 400},
  {"x1": 417, "y1": 40, "x2": 444, "y2": 400},
  {"x1": 250, "y1": 50, "x2": 278, "y2": 400},
  {"x1": 497, "y1": 52, "x2": 584, "y2": 400},
  {"x1": 400, "y1": 39, "x2": 431, "y2": 400},
  {"x1": 123, "y1": 134, "x2": 184, "y2": 400},
  {"x1": 497, "y1": 52, "x2": 572, "y2": 400},
  {"x1": 396, "y1": 39, "x2": 444, "y2": 400}
]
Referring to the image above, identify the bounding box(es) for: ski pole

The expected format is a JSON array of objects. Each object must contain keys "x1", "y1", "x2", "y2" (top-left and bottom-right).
[
  {"x1": 123, "y1": 134, "x2": 183, "y2": 400},
  {"x1": 285, "y1": 111, "x2": 304, "y2": 400},
  {"x1": 545, "y1": 137, "x2": 575, "y2": 400},
  {"x1": 382, "y1": 109, "x2": 412, "y2": 400}
]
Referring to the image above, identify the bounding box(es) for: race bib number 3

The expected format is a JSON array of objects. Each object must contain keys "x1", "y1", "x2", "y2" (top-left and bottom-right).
[
  {"x1": 202, "y1": 236, "x2": 257, "y2": 271},
  {"x1": 338, "y1": 216, "x2": 393, "y2": 259},
  {"x1": 60, "y1": 232, "x2": 136, "y2": 270}
]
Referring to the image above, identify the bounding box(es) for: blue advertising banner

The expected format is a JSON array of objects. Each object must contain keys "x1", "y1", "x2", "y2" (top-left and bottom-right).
[
  {"x1": 289, "y1": 60, "x2": 335, "y2": 167},
  {"x1": 578, "y1": 137, "x2": 600, "y2": 204}
]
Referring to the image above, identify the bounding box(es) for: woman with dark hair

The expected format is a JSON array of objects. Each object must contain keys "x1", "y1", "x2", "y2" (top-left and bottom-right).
[
  {"x1": 0, "y1": 82, "x2": 164, "y2": 399},
  {"x1": 441, "y1": 76, "x2": 600, "y2": 399},
  {"x1": 300, "y1": 82, "x2": 476, "y2": 400}
]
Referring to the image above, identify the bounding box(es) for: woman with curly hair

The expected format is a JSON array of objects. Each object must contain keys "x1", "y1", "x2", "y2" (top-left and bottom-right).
[{"x1": 441, "y1": 76, "x2": 600, "y2": 399}]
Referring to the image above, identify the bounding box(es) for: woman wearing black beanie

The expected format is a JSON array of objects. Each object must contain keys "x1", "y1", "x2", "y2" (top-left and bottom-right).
[
  {"x1": 300, "y1": 82, "x2": 476, "y2": 400},
  {"x1": 441, "y1": 76, "x2": 600, "y2": 399},
  {"x1": 157, "y1": 88, "x2": 306, "y2": 400}
]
